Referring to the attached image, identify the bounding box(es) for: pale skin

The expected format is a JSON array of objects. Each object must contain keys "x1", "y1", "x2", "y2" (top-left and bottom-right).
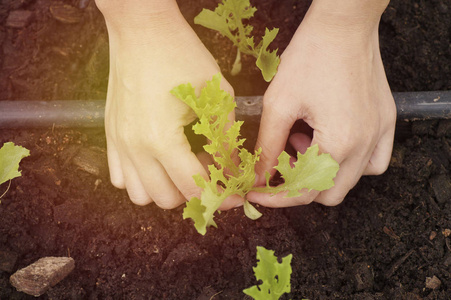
[{"x1": 95, "y1": 0, "x2": 396, "y2": 209}]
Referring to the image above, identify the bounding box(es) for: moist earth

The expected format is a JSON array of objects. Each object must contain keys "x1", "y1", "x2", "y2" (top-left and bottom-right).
[{"x1": 0, "y1": 0, "x2": 450, "y2": 299}]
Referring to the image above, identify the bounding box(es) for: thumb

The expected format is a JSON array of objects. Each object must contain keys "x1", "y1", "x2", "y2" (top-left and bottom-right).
[{"x1": 254, "y1": 98, "x2": 295, "y2": 186}]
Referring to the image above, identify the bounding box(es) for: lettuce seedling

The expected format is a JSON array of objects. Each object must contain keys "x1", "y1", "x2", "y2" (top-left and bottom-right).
[
  {"x1": 171, "y1": 74, "x2": 339, "y2": 235},
  {"x1": 0, "y1": 142, "x2": 30, "y2": 201},
  {"x1": 243, "y1": 246, "x2": 292, "y2": 300},
  {"x1": 172, "y1": 73, "x2": 262, "y2": 235},
  {"x1": 195, "y1": 0, "x2": 280, "y2": 82}
]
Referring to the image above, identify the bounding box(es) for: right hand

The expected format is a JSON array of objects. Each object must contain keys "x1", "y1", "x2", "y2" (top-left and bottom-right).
[{"x1": 96, "y1": 0, "x2": 240, "y2": 209}]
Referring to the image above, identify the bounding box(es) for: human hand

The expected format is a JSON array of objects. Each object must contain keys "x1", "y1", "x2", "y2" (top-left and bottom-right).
[
  {"x1": 96, "y1": 0, "x2": 241, "y2": 209},
  {"x1": 247, "y1": 0, "x2": 396, "y2": 207}
]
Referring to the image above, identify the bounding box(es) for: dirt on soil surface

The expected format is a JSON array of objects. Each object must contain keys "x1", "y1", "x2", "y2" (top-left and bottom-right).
[{"x1": 0, "y1": 0, "x2": 450, "y2": 299}]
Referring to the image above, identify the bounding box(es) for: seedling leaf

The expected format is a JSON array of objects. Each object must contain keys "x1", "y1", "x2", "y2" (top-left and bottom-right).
[
  {"x1": 195, "y1": 0, "x2": 279, "y2": 81},
  {"x1": 172, "y1": 74, "x2": 262, "y2": 235},
  {"x1": 243, "y1": 246, "x2": 292, "y2": 300},
  {"x1": 0, "y1": 142, "x2": 30, "y2": 186},
  {"x1": 253, "y1": 144, "x2": 339, "y2": 197},
  {"x1": 256, "y1": 28, "x2": 280, "y2": 82}
]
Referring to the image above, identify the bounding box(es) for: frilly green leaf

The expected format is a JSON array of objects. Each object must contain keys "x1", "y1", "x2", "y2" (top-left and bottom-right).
[
  {"x1": 0, "y1": 142, "x2": 30, "y2": 186},
  {"x1": 254, "y1": 144, "x2": 339, "y2": 197},
  {"x1": 243, "y1": 246, "x2": 292, "y2": 299}
]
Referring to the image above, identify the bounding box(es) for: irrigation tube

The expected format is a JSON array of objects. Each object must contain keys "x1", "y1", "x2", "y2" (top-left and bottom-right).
[{"x1": 0, "y1": 91, "x2": 450, "y2": 129}]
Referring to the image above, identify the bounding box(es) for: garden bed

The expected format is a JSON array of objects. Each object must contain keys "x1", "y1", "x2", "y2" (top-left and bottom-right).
[{"x1": 0, "y1": 0, "x2": 450, "y2": 299}]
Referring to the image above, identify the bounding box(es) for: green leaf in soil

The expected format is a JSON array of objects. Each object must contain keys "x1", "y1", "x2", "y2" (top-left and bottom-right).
[
  {"x1": 0, "y1": 142, "x2": 30, "y2": 186},
  {"x1": 194, "y1": 0, "x2": 280, "y2": 81},
  {"x1": 243, "y1": 246, "x2": 292, "y2": 300}
]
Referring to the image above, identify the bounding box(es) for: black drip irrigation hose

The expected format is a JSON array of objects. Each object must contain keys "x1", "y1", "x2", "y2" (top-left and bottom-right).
[{"x1": 0, "y1": 91, "x2": 450, "y2": 129}]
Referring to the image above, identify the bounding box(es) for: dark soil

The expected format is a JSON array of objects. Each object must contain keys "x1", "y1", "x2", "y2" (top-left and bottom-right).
[{"x1": 1, "y1": 0, "x2": 450, "y2": 299}]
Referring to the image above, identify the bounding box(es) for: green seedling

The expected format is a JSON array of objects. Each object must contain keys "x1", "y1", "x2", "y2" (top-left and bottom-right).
[
  {"x1": 243, "y1": 246, "x2": 292, "y2": 300},
  {"x1": 0, "y1": 142, "x2": 30, "y2": 201},
  {"x1": 171, "y1": 74, "x2": 339, "y2": 235},
  {"x1": 195, "y1": 0, "x2": 280, "y2": 82}
]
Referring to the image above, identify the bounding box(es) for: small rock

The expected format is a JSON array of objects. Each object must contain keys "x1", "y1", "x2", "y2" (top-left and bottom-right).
[
  {"x1": 429, "y1": 231, "x2": 437, "y2": 241},
  {"x1": 352, "y1": 262, "x2": 374, "y2": 291},
  {"x1": 10, "y1": 257, "x2": 75, "y2": 297},
  {"x1": 429, "y1": 174, "x2": 451, "y2": 204},
  {"x1": 6, "y1": 10, "x2": 34, "y2": 28},
  {"x1": 425, "y1": 275, "x2": 441, "y2": 289},
  {"x1": 50, "y1": 3, "x2": 83, "y2": 24},
  {"x1": 0, "y1": 250, "x2": 18, "y2": 272},
  {"x1": 72, "y1": 147, "x2": 108, "y2": 177}
]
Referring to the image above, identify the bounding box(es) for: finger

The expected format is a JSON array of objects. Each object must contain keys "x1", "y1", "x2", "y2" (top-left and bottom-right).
[
  {"x1": 307, "y1": 132, "x2": 361, "y2": 206},
  {"x1": 121, "y1": 159, "x2": 153, "y2": 206},
  {"x1": 132, "y1": 158, "x2": 188, "y2": 209},
  {"x1": 314, "y1": 157, "x2": 364, "y2": 206},
  {"x1": 254, "y1": 100, "x2": 296, "y2": 185},
  {"x1": 106, "y1": 139, "x2": 125, "y2": 189},
  {"x1": 196, "y1": 151, "x2": 214, "y2": 173},
  {"x1": 155, "y1": 135, "x2": 210, "y2": 203},
  {"x1": 289, "y1": 132, "x2": 312, "y2": 155},
  {"x1": 363, "y1": 128, "x2": 395, "y2": 175},
  {"x1": 218, "y1": 194, "x2": 244, "y2": 210},
  {"x1": 247, "y1": 189, "x2": 319, "y2": 208}
]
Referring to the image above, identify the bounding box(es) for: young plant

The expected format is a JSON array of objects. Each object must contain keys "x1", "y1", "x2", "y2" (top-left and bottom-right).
[
  {"x1": 0, "y1": 142, "x2": 30, "y2": 201},
  {"x1": 195, "y1": 0, "x2": 280, "y2": 82},
  {"x1": 243, "y1": 246, "x2": 292, "y2": 300},
  {"x1": 171, "y1": 74, "x2": 339, "y2": 235}
]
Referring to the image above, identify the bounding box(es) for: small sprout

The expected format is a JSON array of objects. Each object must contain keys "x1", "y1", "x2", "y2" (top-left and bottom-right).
[
  {"x1": 243, "y1": 246, "x2": 292, "y2": 300},
  {"x1": 195, "y1": 0, "x2": 280, "y2": 82},
  {"x1": 0, "y1": 142, "x2": 30, "y2": 201}
]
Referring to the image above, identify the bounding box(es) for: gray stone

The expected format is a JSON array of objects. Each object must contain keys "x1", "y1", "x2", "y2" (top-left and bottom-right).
[{"x1": 10, "y1": 257, "x2": 75, "y2": 297}]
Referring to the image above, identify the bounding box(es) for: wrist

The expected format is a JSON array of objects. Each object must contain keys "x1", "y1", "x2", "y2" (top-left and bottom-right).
[
  {"x1": 95, "y1": 0, "x2": 182, "y2": 35},
  {"x1": 307, "y1": 0, "x2": 389, "y2": 36}
]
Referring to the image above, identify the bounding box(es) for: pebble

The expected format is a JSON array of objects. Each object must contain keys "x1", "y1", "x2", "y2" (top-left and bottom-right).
[
  {"x1": 72, "y1": 147, "x2": 108, "y2": 177},
  {"x1": 10, "y1": 257, "x2": 75, "y2": 297},
  {"x1": 352, "y1": 262, "x2": 374, "y2": 291},
  {"x1": 429, "y1": 174, "x2": 451, "y2": 204},
  {"x1": 425, "y1": 275, "x2": 441, "y2": 289},
  {"x1": 6, "y1": 10, "x2": 34, "y2": 28}
]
